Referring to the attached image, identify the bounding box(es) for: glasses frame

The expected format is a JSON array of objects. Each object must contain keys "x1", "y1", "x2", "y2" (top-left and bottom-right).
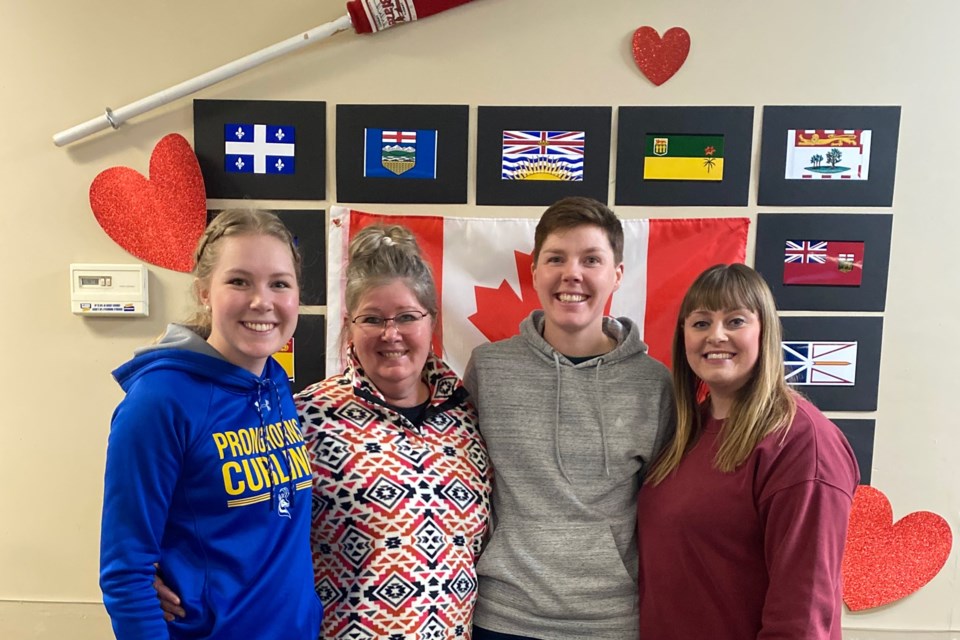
[{"x1": 349, "y1": 310, "x2": 432, "y2": 333}]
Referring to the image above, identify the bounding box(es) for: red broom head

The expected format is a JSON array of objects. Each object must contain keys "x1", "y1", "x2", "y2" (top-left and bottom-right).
[{"x1": 347, "y1": 0, "x2": 476, "y2": 34}]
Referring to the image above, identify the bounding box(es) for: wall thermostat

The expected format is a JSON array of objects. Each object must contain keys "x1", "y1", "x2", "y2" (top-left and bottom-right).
[{"x1": 70, "y1": 263, "x2": 149, "y2": 316}]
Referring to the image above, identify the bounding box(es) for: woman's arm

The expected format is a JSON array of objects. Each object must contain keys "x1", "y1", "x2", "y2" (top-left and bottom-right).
[
  {"x1": 758, "y1": 479, "x2": 853, "y2": 639},
  {"x1": 100, "y1": 388, "x2": 186, "y2": 640}
]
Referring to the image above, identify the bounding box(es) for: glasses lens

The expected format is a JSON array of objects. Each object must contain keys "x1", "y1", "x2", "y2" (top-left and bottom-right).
[
  {"x1": 355, "y1": 315, "x2": 385, "y2": 328},
  {"x1": 395, "y1": 312, "x2": 423, "y2": 325}
]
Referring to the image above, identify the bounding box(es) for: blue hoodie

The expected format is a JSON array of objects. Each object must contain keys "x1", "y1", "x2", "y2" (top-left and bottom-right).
[{"x1": 100, "y1": 324, "x2": 322, "y2": 640}]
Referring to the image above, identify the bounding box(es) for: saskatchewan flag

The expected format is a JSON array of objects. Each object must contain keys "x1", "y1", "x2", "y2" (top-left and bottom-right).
[{"x1": 643, "y1": 134, "x2": 724, "y2": 181}]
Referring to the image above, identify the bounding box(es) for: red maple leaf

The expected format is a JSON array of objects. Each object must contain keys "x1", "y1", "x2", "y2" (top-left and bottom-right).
[{"x1": 468, "y1": 250, "x2": 541, "y2": 342}]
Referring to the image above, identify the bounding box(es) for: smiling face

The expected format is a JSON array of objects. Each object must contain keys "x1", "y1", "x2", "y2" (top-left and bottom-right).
[
  {"x1": 348, "y1": 278, "x2": 435, "y2": 406},
  {"x1": 683, "y1": 307, "x2": 761, "y2": 406},
  {"x1": 532, "y1": 224, "x2": 623, "y2": 352},
  {"x1": 198, "y1": 234, "x2": 300, "y2": 376}
]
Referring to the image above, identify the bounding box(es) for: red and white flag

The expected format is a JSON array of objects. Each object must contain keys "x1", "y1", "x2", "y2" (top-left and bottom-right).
[{"x1": 327, "y1": 206, "x2": 749, "y2": 375}]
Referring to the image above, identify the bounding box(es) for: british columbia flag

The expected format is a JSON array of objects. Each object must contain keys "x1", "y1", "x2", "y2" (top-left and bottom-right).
[
  {"x1": 784, "y1": 240, "x2": 828, "y2": 264},
  {"x1": 502, "y1": 130, "x2": 585, "y2": 157}
]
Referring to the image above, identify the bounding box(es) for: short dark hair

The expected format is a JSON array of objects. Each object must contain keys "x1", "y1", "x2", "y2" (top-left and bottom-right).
[{"x1": 533, "y1": 197, "x2": 624, "y2": 264}]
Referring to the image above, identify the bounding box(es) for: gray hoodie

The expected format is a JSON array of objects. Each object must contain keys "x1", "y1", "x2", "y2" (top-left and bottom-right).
[{"x1": 463, "y1": 311, "x2": 673, "y2": 640}]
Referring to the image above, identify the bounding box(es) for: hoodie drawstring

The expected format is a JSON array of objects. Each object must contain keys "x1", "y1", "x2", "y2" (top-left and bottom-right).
[
  {"x1": 553, "y1": 352, "x2": 573, "y2": 484},
  {"x1": 254, "y1": 380, "x2": 296, "y2": 512},
  {"x1": 595, "y1": 358, "x2": 610, "y2": 477},
  {"x1": 270, "y1": 379, "x2": 296, "y2": 509}
]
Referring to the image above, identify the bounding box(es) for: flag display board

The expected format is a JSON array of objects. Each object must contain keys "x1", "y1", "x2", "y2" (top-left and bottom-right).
[
  {"x1": 833, "y1": 419, "x2": 875, "y2": 485},
  {"x1": 194, "y1": 100, "x2": 326, "y2": 200},
  {"x1": 754, "y1": 213, "x2": 892, "y2": 311},
  {"x1": 326, "y1": 206, "x2": 748, "y2": 376},
  {"x1": 288, "y1": 314, "x2": 326, "y2": 394},
  {"x1": 758, "y1": 106, "x2": 900, "y2": 206},
  {"x1": 336, "y1": 104, "x2": 468, "y2": 204},
  {"x1": 780, "y1": 316, "x2": 883, "y2": 411},
  {"x1": 476, "y1": 106, "x2": 611, "y2": 205},
  {"x1": 207, "y1": 210, "x2": 327, "y2": 306},
  {"x1": 615, "y1": 106, "x2": 753, "y2": 206}
]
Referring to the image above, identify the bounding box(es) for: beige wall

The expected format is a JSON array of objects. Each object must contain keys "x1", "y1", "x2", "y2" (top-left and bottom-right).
[{"x1": 1, "y1": 0, "x2": 957, "y2": 637}]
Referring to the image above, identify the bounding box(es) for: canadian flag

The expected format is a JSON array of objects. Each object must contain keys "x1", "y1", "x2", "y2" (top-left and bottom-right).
[{"x1": 327, "y1": 206, "x2": 749, "y2": 375}]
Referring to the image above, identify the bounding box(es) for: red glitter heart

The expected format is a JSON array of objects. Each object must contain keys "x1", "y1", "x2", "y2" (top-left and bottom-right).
[
  {"x1": 842, "y1": 485, "x2": 952, "y2": 611},
  {"x1": 89, "y1": 133, "x2": 206, "y2": 272},
  {"x1": 632, "y1": 26, "x2": 690, "y2": 86}
]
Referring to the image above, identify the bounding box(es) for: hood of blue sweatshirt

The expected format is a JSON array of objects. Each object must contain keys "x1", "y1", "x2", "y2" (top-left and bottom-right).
[{"x1": 113, "y1": 323, "x2": 278, "y2": 393}]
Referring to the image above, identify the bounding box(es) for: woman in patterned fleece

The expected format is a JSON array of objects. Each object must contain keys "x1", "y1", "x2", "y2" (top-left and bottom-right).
[
  {"x1": 296, "y1": 224, "x2": 491, "y2": 639},
  {"x1": 637, "y1": 264, "x2": 859, "y2": 639}
]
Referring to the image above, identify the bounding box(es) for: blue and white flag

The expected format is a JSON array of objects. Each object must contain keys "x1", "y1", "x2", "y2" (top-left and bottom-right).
[
  {"x1": 224, "y1": 123, "x2": 296, "y2": 175},
  {"x1": 783, "y1": 341, "x2": 857, "y2": 385}
]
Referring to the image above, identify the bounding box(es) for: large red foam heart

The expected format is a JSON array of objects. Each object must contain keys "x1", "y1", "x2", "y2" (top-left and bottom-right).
[
  {"x1": 842, "y1": 485, "x2": 952, "y2": 611},
  {"x1": 89, "y1": 133, "x2": 206, "y2": 272},
  {"x1": 632, "y1": 26, "x2": 690, "y2": 86}
]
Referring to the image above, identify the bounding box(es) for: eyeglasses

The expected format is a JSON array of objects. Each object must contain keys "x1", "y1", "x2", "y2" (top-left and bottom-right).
[{"x1": 350, "y1": 310, "x2": 431, "y2": 333}]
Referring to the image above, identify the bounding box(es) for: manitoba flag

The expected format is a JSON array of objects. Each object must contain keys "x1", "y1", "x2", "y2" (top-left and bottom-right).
[
  {"x1": 783, "y1": 240, "x2": 865, "y2": 286},
  {"x1": 327, "y1": 206, "x2": 749, "y2": 375}
]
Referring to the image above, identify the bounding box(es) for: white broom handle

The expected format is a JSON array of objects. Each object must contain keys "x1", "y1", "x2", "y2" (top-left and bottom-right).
[{"x1": 53, "y1": 14, "x2": 353, "y2": 147}]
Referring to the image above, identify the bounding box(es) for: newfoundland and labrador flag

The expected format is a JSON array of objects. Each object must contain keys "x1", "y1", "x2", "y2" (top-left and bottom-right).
[{"x1": 327, "y1": 207, "x2": 749, "y2": 375}]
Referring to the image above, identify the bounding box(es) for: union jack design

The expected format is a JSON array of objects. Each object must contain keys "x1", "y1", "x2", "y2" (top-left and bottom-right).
[
  {"x1": 784, "y1": 240, "x2": 828, "y2": 264},
  {"x1": 502, "y1": 130, "x2": 585, "y2": 156},
  {"x1": 783, "y1": 341, "x2": 857, "y2": 386}
]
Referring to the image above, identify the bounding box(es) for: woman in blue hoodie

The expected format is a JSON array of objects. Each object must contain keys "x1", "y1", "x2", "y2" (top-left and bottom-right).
[{"x1": 99, "y1": 209, "x2": 322, "y2": 640}]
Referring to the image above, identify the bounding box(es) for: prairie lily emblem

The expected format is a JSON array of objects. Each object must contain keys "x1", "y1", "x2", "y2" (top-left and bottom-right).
[{"x1": 703, "y1": 146, "x2": 717, "y2": 173}]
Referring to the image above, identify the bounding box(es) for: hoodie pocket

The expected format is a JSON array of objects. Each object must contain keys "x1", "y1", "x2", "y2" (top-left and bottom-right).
[{"x1": 477, "y1": 521, "x2": 636, "y2": 620}]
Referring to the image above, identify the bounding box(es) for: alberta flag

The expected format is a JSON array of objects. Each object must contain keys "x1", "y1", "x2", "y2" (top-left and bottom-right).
[
  {"x1": 327, "y1": 207, "x2": 749, "y2": 375},
  {"x1": 363, "y1": 128, "x2": 438, "y2": 179}
]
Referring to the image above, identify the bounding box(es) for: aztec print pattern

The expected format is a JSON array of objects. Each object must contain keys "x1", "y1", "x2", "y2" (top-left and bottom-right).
[{"x1": 296, "y1": 350, "x2": 492, "y2": 640}]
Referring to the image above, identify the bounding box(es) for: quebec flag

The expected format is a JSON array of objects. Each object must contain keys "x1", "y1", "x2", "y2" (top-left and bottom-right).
[{"x1": 224, "y1": 123, "x2": 296, "y2": 175}]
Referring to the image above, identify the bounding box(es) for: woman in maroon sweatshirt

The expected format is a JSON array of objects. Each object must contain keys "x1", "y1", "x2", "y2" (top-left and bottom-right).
[{"x1": 637, "y1": 263, "x2": 859, "y2": 640}]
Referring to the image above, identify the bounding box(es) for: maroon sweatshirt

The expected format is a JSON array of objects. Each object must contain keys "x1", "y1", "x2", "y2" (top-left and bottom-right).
[{"x1": 637, "y1": 396, "x2": 859, "y2": 639}]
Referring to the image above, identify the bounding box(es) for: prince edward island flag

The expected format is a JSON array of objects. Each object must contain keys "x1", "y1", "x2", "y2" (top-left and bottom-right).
[
  {"x1": 643, "y1": 134, "x2": 724, "y2": 181},
  {"x1": 194, "y1": 99, "x2": 326, "y2": 200}
]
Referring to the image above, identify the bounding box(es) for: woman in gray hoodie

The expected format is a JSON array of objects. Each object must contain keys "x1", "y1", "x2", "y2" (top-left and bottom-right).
[{"x1": 465, "y1": 197, "x2": 674, "y2": 640}]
